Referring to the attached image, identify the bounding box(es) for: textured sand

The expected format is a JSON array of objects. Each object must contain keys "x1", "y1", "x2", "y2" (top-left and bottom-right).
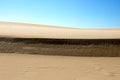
[
  {"x1": 0, "y1": 22, "x2": 120, "y2": 39},
  {"x1": 0, "y1": 22, "x2": 120, "y2": 80},
  {"x1": 0, "y1": 54, "x2": 119, "y2": 80}
]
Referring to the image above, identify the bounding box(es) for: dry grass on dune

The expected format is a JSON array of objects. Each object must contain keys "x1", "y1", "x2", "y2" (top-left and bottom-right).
[{"x1": 0, "y1": 38, "x2": 120, "y2": 57}]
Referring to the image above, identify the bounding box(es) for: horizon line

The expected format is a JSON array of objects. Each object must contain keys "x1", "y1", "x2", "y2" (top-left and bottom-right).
[{"x1": 0, "y1": 21, "x2": 120, "y2": 30}]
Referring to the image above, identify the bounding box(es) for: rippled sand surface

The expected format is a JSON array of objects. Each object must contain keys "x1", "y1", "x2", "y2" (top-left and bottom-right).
[{"x1": 0, "y1": 54, "x2": 119, "y2": 80}]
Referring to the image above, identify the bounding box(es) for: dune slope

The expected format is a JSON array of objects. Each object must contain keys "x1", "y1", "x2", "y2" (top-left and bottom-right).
[
  {"x1": 0, "y1": 22, "x2": 120, "y2": 39},
  {"x1": 0, "y1": 54, "x2": 120, "y2": 80}
]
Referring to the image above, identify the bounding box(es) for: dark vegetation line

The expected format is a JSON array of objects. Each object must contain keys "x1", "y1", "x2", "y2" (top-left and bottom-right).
[
  {"x1": 0, "y1": 37, "x2": 120, "y2": 45},
  {"x1": 0, "y1": 37, "x2": 120, "y2": 57}
]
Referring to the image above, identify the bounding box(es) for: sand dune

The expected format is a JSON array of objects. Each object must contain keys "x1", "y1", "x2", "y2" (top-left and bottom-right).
[
  {"x1": 0, "y1": 21, "x2": 120, "y2": 39},
  {"x1": 0, "y1": 22, "x2": 120, "y2": 80},
  {"x1": 0, "y1": 54, "x2": 119, "y2": 80}
]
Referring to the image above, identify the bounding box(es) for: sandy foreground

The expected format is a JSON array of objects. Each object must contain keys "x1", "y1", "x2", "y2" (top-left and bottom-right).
[
  {"x1": 0, "y1": 54, "x2": 119, "y2": 80},
  {"x1": 0, "y1": 22, "x2": 120, "y2": 39}
]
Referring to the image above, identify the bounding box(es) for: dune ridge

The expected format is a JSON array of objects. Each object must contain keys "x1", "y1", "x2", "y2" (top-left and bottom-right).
[{"x1": 0, "y1": 21, "x2": 120, "y2": 39}]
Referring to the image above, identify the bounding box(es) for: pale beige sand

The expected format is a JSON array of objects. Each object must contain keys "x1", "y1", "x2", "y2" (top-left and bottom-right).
[
  {"x1": 0, "y1": 21, "x2": 120, "y2": 39},
  {"x1": 0, "y1": 54, "x2": 119, "y2": 80}
]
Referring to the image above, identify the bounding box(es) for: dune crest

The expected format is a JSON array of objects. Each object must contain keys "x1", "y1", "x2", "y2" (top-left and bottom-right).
[{"x1": 0, "y1": 21, "x2": 120, "y2": 39}]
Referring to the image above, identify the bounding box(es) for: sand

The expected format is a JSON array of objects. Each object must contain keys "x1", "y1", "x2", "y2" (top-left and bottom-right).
[
  {"x1": 0, "y1": 22, "x2": 120, "y2": 80},
  {"x1": 0, "y1": 54, "x2": 119, "y2": 80},
  {"x1": 0, "y1": 21, "x2": 120, "y2": 39}
]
